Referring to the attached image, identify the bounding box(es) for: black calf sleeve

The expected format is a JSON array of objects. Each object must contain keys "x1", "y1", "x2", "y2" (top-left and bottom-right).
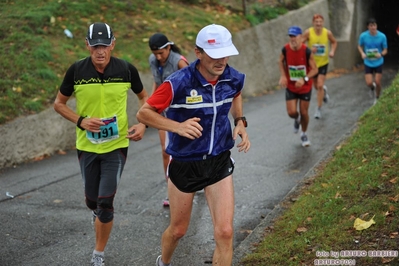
[
  {"x1": 86, "y1": 198, "x2": 97, "y2": 211},
  {"x1": 97, "y1": 197, "x2": 114, "y2": 223}
]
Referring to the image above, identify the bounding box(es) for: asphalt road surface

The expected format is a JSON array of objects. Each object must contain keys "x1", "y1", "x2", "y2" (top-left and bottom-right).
[{"x1": 0, "y1": 68, "x2": 397, "y2": 266}]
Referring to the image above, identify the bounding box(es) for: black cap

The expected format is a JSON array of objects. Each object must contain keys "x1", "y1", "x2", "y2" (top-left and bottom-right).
[
  {"x1": 86, "y1": 22, "x2": 114, "y2": 46},
  {"x1": 149, "y1": 33, "x2": 174, "y2": 50}
]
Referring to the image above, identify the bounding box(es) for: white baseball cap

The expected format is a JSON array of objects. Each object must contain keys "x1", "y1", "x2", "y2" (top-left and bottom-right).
[{"x1": 195, "y1": 24, "x2": 239, "y2": 59}]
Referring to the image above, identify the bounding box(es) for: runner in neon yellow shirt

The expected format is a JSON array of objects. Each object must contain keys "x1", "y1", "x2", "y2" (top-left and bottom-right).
[
  {"x1": 54, "y1": 22, "x2": 148, "y2": 266},
  {"x1": 302, "y1": 14, "x2": 337, "y2": 119}
]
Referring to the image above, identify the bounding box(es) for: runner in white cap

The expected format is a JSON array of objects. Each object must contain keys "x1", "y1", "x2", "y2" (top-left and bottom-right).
[{"x1": 137, "y1": 24, "x2": 250, "y2": 266}]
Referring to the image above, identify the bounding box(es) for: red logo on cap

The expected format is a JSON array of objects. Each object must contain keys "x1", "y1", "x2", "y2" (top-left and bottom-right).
[{"x1": 207, "y1": 39, "x2": 216, "y2": 44}]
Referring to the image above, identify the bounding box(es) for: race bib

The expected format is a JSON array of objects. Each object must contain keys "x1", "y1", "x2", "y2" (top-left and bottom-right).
[
  {"x1": 366, "y1": 48, "x2": 379, "y2": 60},
  {"x1": 86, "y1": 116, "x2": 119, "y2": 144},
  {"x1": 312, "y1": 44, "x2": 326, "y2": 56},
  {"x1": 288, "y1": 65, "x2": 307, "y2": 81}
]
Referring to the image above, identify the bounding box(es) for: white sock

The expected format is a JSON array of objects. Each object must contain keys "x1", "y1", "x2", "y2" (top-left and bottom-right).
[
  {"x1": 301, "y1": 131, "x2": 306, "y2": 137},
  {"x1": 93, "y1": 250, "x2": 104, "y2": 256},
  {"x1": 158, "y1": 257, "x2": 171, "y2": 266}
]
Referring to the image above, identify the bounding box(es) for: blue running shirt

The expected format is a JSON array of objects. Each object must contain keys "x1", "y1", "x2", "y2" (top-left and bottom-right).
[{"x1": 358, "y1": 30, "x2": 387, "y2": 68}]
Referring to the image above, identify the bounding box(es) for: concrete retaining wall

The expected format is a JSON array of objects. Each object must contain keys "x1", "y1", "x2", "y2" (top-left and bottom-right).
[
  {"x1": 230, "y1": 0, "x2": 334, "y2": 96},
  {"x1": 0, "y1": 0, "x2": 364, "y2": 169}
]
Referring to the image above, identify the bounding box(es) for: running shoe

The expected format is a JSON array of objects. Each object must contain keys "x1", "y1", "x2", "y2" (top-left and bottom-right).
[
  {"x1": 323, "y1": 85, "x2": 329, "y2": 103},
  {"x1": 314, "y1": 108, "x2": 321, "y2": 119},
  {"x1": 301, "y1": 134, "x2": 311, "y2": 147},
  {"x1": 373, "y1": 98, "x2": 378, "y2": 106},
  {"x1": 293, "y1": 117, "x2": 300, "y2": 134},
  {"x1": 91, "y1": 254, "x2": 105, "y2": 266},
  {"x1": 156, "y1": 255, "x2": 162, "y2": 266},
  {"x1": 163, "y1": 198, "x2": 170, "y2": 207}
]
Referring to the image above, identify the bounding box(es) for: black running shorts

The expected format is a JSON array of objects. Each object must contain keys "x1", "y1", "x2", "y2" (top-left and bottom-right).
[
  {"x1": 168, "y1": 150, "x2": 235, "y2": 193},
  {"x1": 314, "y1": 63, "x2": 329, "y2": 77},
  {"x1": 364, "y1": 64, "x2": 383, "y2": 74},
  {"x1": 285, "y1": 89, "x2": 312, "y2": 101}
]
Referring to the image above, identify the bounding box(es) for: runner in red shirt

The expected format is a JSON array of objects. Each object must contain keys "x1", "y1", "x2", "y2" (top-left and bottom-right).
[{"x1": 278, "y1": 26, "x2": 318, "y2": 147}]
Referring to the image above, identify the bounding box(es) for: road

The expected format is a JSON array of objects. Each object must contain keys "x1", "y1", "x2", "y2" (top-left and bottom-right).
[{"x1": 0, "y1": 68, "x2": 397, "y2": 266}]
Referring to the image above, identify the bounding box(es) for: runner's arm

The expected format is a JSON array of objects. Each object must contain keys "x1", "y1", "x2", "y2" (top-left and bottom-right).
[
  {"x1": 53, "y1": 91, "x2": 103, "y2": 132},
  {"x1": 54, "y1": 92, "x2": 79, "y2": 125},
  {"x1": 327, "y1": 30, "x2": 338, "y2": 57},
  {"x1": 178, "y1": 59, "x2": 189, "y2": 69},
  {"x1": 302, "y1": 29, "x2": 310, "y2": 44},
  {"x1": 127, "y1": 88, "x2": 149, "y2": 139},
  {"x1": 136, "y1": 82, "x2": 202, "y2": 140},
  {"x1": 307, "y1": 53, "x2": 318, "y2": 79},
  {"x1": 278, "y1": 53, "x2": 288, "y2": 88},
  {"x1": 381, "y1": 48, "x2": 388, "y2": 57},
  {"x1": 357, "y1": 44, "x2": 367, "y2": 59},
  {"x1": 230, "y1": 94, "x2": 250, "y2": 153}
]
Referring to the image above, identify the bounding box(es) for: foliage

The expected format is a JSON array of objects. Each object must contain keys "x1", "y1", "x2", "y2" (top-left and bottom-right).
[
  {"x1": 246, "y1": 4, "x2": 288, "y2": 26},
  {"x1": 246, "y1": 0, "x2": 312, "y2": 26},
  {"x1": 0, "y1": 0, "x2": 249, "y2": 124},
  {"x1": 0, "y1": 0, "x2": 311, "y2": 124}
]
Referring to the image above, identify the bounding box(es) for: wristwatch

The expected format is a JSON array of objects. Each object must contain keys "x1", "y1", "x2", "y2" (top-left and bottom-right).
[
  {"x1": 234, "y1": 116, "x2": 248, "y2": 127},
  {"x1": 303, "y1": 76, "x2": 309, "y2": 82}
]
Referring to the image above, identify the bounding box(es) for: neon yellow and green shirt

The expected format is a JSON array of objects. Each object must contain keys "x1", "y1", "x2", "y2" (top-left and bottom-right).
[
  {"x1": 308, "y1": 27, "x2": 329, "y2": 67},
  {"x1": 59, "y1": 56, "x2": 143, "y2": 154}
]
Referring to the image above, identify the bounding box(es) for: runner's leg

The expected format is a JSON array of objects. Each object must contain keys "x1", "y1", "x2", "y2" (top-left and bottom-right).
[
  {"x1": 160, "y1": 180, "x2": 195, "y2": 264},
  {"x1": 205, "y1": 175, "x2": 235, "y2": 265}
]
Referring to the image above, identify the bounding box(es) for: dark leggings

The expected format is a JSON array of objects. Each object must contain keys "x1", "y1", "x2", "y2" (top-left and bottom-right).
[{"x1": 77, "y1": 148, "x2": 127, "y2": 223}]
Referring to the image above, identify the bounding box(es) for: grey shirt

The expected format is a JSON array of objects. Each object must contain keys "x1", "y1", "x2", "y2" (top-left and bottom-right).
[{"x1": 149, "y1": 50, "x2": 185, "y2": 88}]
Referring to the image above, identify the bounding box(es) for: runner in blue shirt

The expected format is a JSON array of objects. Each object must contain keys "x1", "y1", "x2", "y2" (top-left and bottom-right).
[{"x1": 357, "y1": 18, "x2": 388, "y2": 105}]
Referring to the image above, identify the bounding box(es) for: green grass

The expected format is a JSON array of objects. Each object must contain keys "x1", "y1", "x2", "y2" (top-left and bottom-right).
[
  {"x1": 240, "y1": 76, "x2": 399, "y2": 265},
  {"x1": 0, "y1": 0, "x2": 252, "y2": 124},
  {"x1": 246, "y1": 4, "x2": 288, "y2": 26},
  {"x1": 0, "y1": 0, "x2": 312, "y2": 125}
]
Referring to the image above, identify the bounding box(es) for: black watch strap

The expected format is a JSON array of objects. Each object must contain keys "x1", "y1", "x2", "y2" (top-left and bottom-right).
[
  {"x1": 234, "y1": 116, "x2": 247, "y2": 127},
  {"x1": 77, "y1": 116, "x2": 85, "y2": 131}
]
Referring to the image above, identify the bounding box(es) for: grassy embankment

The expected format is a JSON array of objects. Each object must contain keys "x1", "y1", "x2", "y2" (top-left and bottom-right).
[
  {"x1": 0, "y1": 0, "x2": 251, "y2": 124},
  {"x1": 240, "y1": 76, "x2": 399, "y2": 265},
  {"x1": 0, "y1": 0, "x2": 312, "y2": 125},
  {"x1": 0, "y1": 0, "x2": 314, "y2": 125}
]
